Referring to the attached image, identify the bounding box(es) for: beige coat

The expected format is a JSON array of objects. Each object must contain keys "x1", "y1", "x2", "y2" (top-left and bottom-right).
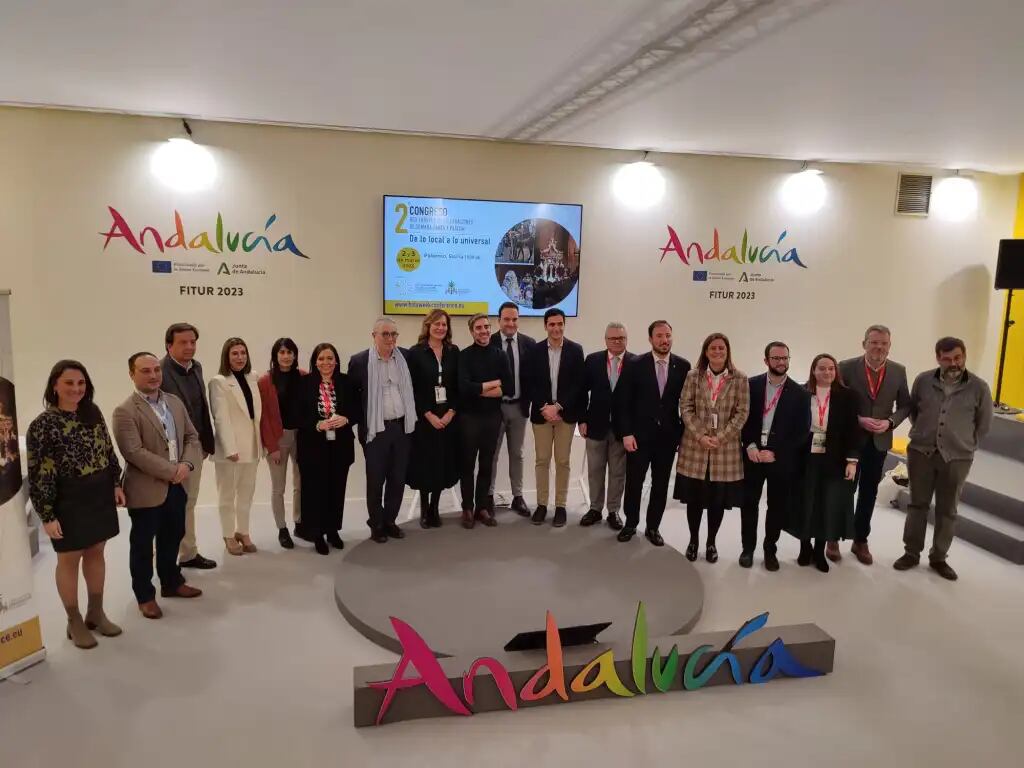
[
  {"x1": 209, "y1": 373, "x2": 263, "y2": 463},
  {"x1": 677, "y1": 368, "x2": 750, "y2": 482},
  {"x1": 112, "y1": 391, "x2": 202, "y2": 509}
]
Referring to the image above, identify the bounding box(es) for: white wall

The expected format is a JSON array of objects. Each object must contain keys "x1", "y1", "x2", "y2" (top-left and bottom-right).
[{"x1": 0, "y1": 107, "x2": 1017, "y2": 505}]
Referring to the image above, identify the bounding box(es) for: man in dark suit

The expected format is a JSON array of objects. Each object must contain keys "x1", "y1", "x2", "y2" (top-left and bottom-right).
[
  {"x1": 839, "y1": 324, "x2": 911, "y2": 565},
  {"x1": 523, "y1": 308, "x2": 585, "y2": 527},
  {"x1": 579, "y1": 322, "x2": 636, "y2": 530},
  {"x1": 614, "y1": 320, "x2": 691, "y2": 545},
  {"x1": 740, "y1": 342, "x2": 811, "y2": 571},
  {"x1": 348, "y1": 318, "x2": 418, "y2": 543},
  {"x1": 489, "y1": 302, "x2": 536, "y2": 516},
  {"x1": 160, "y1": 322, "x2": 217, "y2": 571}
]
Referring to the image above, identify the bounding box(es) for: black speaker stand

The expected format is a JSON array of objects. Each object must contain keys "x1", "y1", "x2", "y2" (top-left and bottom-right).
[{"x1": 994, "y1": 288, "x2": 1020, "y2": 413}]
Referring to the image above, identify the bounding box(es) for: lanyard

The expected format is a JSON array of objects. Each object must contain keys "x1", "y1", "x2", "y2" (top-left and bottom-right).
[
  {"x1": 815, "y1": 391, "x2": 831, "y2": 428},
  {"x1": 865, "y1": 361, "x2": 886, "y2": 400},
  {"x1": 706, "y1": 371, "x2": 728, "y2": 403},
  {"x1": 763, "y1": 383, "x2": 784, "y2": 416},
  {"x1": 319, "y1": 380, "x2": 335, "y2": 417}
]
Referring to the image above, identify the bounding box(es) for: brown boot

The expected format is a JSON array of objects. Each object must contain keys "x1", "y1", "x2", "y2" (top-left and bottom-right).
[
  {"x1": 461, "y1": 507, "x2": 475, "y2": 529},
  {"x1": 85, "y1": 593, "x2": 123, "y2": 637},
  {"x1": 851, "y1": 541, "x2": 874, "y2": 565},
  {"x1": 825, "y1": 541, "x2": 842, "y2": 562},
  {"x1": 66, "y1": 607, "x2": 98, "y2": 649}
]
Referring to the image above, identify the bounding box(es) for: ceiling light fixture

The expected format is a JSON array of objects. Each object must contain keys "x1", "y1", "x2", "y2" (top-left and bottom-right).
[
  {"x1": 931, "y1": 171, "x2": 978, "y2": 222},
  {"x1": 150, "y1": 119, "x2": 217, "y2": 193},
  {"x1": 780, "y1": 163, "x2": 827, "y2": 216},
  {"x1": 613, "y1": 152, "x2": 666, "y2": 210}
]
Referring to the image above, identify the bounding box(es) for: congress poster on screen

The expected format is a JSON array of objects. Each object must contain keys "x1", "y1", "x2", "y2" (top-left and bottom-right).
[{"x1": 383, "y1": 196, "x2": 583, "y2": 317}]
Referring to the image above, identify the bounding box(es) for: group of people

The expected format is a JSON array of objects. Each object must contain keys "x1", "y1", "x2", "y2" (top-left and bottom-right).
[{"x1": 25, "y1": 309, "x2": 992, "y2": 650}]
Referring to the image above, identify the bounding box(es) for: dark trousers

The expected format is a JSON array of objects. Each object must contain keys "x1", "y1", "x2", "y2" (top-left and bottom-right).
[
  {"x1": 853, "y1": 441, "x2": 888, "y2": 543},
  {"x1": 460, "y1": 411, "x2": 501, "y2": 510},
  {"x1": 128, "y1": 484, "x2": 187, "y2": 603},
  {"x1": 623, "y1": 430, "x2": 676, "y2": 531},
  {"x1": 363, "y1": 419, "x2": 411, "y2": 532},
  {"x1": 904, "y1": 449, "x2": 972, "y2": 563},
  {"x1": 741, "y1": 459, "x2": 790, "y2": 554}
]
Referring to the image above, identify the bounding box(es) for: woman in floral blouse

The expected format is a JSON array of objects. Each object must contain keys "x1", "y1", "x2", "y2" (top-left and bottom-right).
[{"x1": 27, "y1": 360, "x2": 125, "y2": 649}]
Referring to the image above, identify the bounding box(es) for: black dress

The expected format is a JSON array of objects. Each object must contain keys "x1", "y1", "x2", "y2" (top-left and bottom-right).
[
  {"x1": 406, "y1": 342, "x2": 461, "y2": 492},
  {"x1": 295, "y1": 373, "x2": 356, "y2": 538},
  {"x1": 26, "y1": 407, "x2": 121, "y2": 552}
]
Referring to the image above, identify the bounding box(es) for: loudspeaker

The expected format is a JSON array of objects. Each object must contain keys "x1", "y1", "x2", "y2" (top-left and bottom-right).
[{"x1": 995, "y1": 239, "x2": 1024, "y2": 290}]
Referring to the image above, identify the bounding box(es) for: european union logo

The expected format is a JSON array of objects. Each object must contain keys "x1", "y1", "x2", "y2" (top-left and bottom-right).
[
  {"x1": 692, "y1": 271, "x2": 708, "y2": 282},
  {"x1": 151, "y1": 260, "x2": 172, "y2": 274}
]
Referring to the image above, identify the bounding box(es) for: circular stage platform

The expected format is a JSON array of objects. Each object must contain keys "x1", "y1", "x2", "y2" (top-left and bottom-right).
[{"x1": 335, "y1": 513, "x2": 704, "y2": 657}]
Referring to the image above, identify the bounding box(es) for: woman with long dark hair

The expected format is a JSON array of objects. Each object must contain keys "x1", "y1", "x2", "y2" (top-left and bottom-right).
[
  {"x1": 258, "y1": 338, "x2": 306, "y2": 549},
  {"x1": 673, "y1": 333, "x2": 750, "y2": 561},
  {"x1": 406, "y1": 309, "x2": 460, "y2": 527},
  {"x1": 295, "y1": 343, "x2": 356, "y2": 555},
  {"x1": 785, "y1": 353, "x2": 861, "y2": 572},
  {"x1": 27, "y1": 360, "x2": 125, "y2": 649}
]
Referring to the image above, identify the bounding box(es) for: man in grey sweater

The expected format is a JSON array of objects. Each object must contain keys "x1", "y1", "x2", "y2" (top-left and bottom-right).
[{"x1": 894, "y1": 337, "x2": 992, "y2": 581}]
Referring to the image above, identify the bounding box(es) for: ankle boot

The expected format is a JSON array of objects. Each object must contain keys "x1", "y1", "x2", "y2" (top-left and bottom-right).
[
  {"x1": 419, "y1": 495, "x2": 431, "y2": 528},
  {"x1": 798, "y1": 540, "x2": 813, "y2": 567},
  {"x1": 429, "y1": 495, "x2": 443, "y2": 528},
  {"x1": 66, "y1": 607, "x2": 98, "y2": 649},
  {"x1": 813, "y1": 539, "x2": 830, "y2": 573},
  {"x1": 85, "y1": 593, "x2": 122, "y2": 637}
]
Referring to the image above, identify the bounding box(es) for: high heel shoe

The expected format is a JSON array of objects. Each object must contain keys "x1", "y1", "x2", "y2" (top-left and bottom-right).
[
  {"x1": 234, "y1": 533, "x2": 257, "y2": 553},
  {"x1": 224, "y1": 537, "x2": 243, "y2": 556},
  {"x1": 314, "y1": 537, "x2": 330, "y2": 556},
  {"x1": 325, "y1": 531, "x2": 345, "y2": 550},
  {"x1": 685, "y1": 541, "x2": 698, "y2": 562},
  {"x1": 706, "y1": 545, "x2": 719, "y2": 564},
  {"x1": 798, "y1": 541, "x2": 812, "y2": 567},
  {"x1": 66, "y1": 609, "x2": 98, "y2": 649}
]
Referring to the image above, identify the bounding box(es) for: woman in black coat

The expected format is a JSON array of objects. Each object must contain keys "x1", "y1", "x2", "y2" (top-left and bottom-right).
[
  {"x1": 785, "y1": 353, "x2": 862, "y2": 573},
  {"x1": 296, "y1": 342, "x2": 357, "y2": 555},
  {"x1": 406, "y1": 309, "x2": 461, "y2": 527}
]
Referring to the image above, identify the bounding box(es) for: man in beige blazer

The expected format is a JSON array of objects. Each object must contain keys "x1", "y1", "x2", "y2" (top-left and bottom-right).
[{"x1": 113, "y1": 352, "x2": 203, "y2": 619}]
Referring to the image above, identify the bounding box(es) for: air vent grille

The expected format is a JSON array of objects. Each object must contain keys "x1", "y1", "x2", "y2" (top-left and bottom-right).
[{"x1": 896, "y1": 173, "x2": 932, "y2": 216}]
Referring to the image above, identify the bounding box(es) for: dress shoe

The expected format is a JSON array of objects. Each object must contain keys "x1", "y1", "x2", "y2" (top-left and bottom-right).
[
  {"x1": 235, "y1": 533, "x2": 258, "y2": 554},
  {"x1": 428, "y1": 506, "x2": 443, "y2": 528},
  {"x1": 419, "y1": 513, "x2": 430, "y2": 529},
  {"x1": 85, "y1": 593, "x2": 122, "y2": 637},
  {"x1": 294, "y1": 523, "x2": 314, "y2": 542},
  {"x1": 224, "y1": 537, "x2": 244, "y2": 556},
  {"x1": 797, "y1": 541, "x2": 813, "y2": 567},
  {"x1": 851, "y1": 541, "x2": 873, "y2": 565},
  {"x1": 531, "y1": 505, "x2": 548, "y2": 525},
  {"x1": 138, "y1": 600, "x2": 163, "y2": 620},
  {"x1": 161, "y1": 584, "x2": 202, "y2": 598},
  {"x1": 65, "y1": 609, "x2": 98, "y2": 649},
  {"x1": 385, "y1": 523, "x2": 405, "y2": 539},
  {"x1": 685, "y1": 541, "x2": 698, "y2": 562},
  {"x1": 580, "y1": 509, "x2": 602, "y2": 527},
  {"x1": 706, "y1": 545, "x2": 719, "y2": 564},
  {"x1": 825, "y1": 541, "x2": 841, "y2": 562},
  {"x1": 617, "y1": 527, "x2": 636, "y2": 542},
  {"x1": 893, "y1": 553, "x2": 919, "y2": 571},
  {"x1": 179, "y1": 553, "x2": 217, "y2": 570},
  {"x1": 326, "y1": 531, "x2": 345, "y2": 550},
  {"x1": 552, "y1": 507, "x2": 567, "y2": 528},
  {"x1": 370, "y1": 528, "x2": 389, "y2": 543},
  {"x1": 815, "y1": 554, "x2": 830, "y2": 573},
  {"x1": 606, "y1": 511, "x2": 624, "y2": 531},
  {"x1": 511, "y1": 496, "x2": 531, "y2": 517},
  {"x1": 738, "y1": 551, "x2": 754, "y2": 568},
  {"x1": 929, "y1": 561, "x2": 958, "y2": 581},
  {"x1": 278, "y1": 527, "x2": 295, "y2": 549},
  {"x1": 314, "y1": 537, "x2": 330, "y2": 556},
  {"x1": 460, "y1": 508, "x2": 475, "y2": 529},
  {"x1": 475, "y1": 508, "x2": 498, "y2": 527},
  {"x1": 764, "y1": 551, "x2": 780, "y2": 572},
  {"x1": 645, "y1": 529, "x2": 664, "y2": 547}
]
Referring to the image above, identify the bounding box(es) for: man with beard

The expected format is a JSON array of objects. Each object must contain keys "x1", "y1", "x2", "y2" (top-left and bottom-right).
[
  {"x1": 739, "y1": 342, "x2": 811, "y2": 571},
  {"x1": 894, "y1": 337, "x2": 992, "y2": 581}
]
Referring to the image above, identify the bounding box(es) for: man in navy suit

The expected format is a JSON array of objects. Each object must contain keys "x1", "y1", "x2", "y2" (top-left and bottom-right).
[
  {"x1": 613, "y1": 320, "x2": 691, "y2": 546},
  {"x1": 740, "y1": 342, "x2": 811, "y2": 571},
  {"x1": 524, "y1": 308, "x2": 586, "y2": 528},
  {"x1": 579, "y1": 322, "x2": 635, "y2": 530}
]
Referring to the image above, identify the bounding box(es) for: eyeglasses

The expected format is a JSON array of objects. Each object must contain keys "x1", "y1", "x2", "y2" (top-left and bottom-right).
[
  {"x1": 768, "y1": 356, "x2": 790, "y2": 362},
  {"x1": 606, "y1": 336, "x2": 626, "y2": 342},
  {"x1": 377, "y1": 332, "x2": 400, "y2": 339}
]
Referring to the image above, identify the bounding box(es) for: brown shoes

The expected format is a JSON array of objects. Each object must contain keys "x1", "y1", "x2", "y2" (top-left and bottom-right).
[
  {"x1": 851, "y1": 541, "x2": 874, "y2": 565},
  {"x1": 234, "y1": 533, "x2": 257, "y2": 553},
  {"x1": 461, "y1": 508, "x2": 475, "y2": 529},
  {"x1": 66, "y1": 609, "x2": 98, "y2": 649},
  {"x1": 161, "y1": 584, "x2": 203, "y2": 599},
  {"x1": 825, "y1": 541, "x2": 842, "y2": 562},
  {"x1": 85, "y1": 593, "x2": 123, "y2": 637},
  {"x1": 224, "y1": 537, "x2": 243, "y2": 556},
  {"x1": 474, "y1": 508, "x2": 498, "y2": 527},
  {"x1": 138, "y1": 601, "x2": 163, "y2": 620}
]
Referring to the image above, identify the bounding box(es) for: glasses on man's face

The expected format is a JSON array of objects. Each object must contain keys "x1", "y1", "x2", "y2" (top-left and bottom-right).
[
  {"x1": 606, "y1": 336, "x2": 626, "y2": 343},
  {"x1": 769, "y1": 356, "x2": 790, "y2": 362},
  {"x1": 378, "y1": 332, "x2": 399, "y2": 339}
]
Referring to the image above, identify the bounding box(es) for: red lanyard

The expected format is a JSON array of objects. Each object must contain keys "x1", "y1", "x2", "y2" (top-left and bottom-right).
[
  {"x1": 763, "y1": 383, "x2": 784, "y2": 416},
  {"x1": 706, "y1": 371, "x2": 728, "y2": 403},
  {"x1": 319, "y1": 381, "x2": 335, "y2": 416},
  {"x1": 864, "y1": 361, "x2": 886, "y2": 400},
  {"x1": 815, "y1": 391, "x2": 831, "y2": 427}
]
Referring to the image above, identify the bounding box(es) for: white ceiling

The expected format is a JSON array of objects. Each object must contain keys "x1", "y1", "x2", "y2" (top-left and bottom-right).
[{"x1": 3, "y1": 0, "x2": 1023, "y2": 173}]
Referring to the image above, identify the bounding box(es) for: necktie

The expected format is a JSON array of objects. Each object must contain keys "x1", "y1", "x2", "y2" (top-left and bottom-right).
[
  {"x1": 505, "y1": 337, "x2": 516, "y2": 398},
  {"x1": 656, "y1": 359, "x2": 667, "y2": 396},
  {"x1": 610, "y1": 356, "x2": 620, "y2": 391}
]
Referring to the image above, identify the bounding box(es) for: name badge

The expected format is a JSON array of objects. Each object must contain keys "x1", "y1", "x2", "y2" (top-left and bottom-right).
[
  {"x1": 811, "y1": 432, "x2": 826, "y2": 453},
  {"x1": 326, "y1": 429, "x2": 337, "y2": 442},
  {"x1": 710, "y1": 412, "x2": 719, "y2": 431},
  {"x1": 435, "y1": 386, "x2": 447, "y2": 404},
  {"x1": 760, "y1": 431, "x2": 769, "y2": 446},
  {"x1": 168, "y1": 438, "x2": 178, "y2": 463}
]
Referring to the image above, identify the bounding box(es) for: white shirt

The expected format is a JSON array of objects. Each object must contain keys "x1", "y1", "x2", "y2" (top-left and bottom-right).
[
  {"x1": 547, "y1": 341, "x2": 563, "y2": 403},
  {"x1": 377, "y1": 352, "x2": 405, "y2": 421}
]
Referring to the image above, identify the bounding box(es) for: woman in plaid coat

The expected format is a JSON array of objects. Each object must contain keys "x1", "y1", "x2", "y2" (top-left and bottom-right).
[{"x1": 673, "y1": 333, "x2": 750, "y2": 563}]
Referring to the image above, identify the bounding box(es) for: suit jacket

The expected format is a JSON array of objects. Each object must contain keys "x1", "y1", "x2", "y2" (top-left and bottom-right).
[
  {"x1": 209, "y1": 373, "x2": 263, "y2": 463},
  {"x1": 801, "y1": 385, "x2": 863, "y2": 474},
  {"x1": 523, "y1": 338, "x2": 586, "y2": 424},
  {"x1": 347, "y1": 347, "x2": 412, "y2": 445},
  {"x1": 838, "y1": 356, "x2": 911, "y2": 451},
  {"x1": 295, "y1": 372, "x2": 356, "y2": 466},
  {"x1": 112, "y1": 391, "x2": 201, "y2": 509},
  {"x1": 581, "y1": 350, "x2": 637, "y2": 441},
  {"x1": 160, "y1": 355, "x2": 215, "y2": 455},
  {"x1": 678, "y1": 368, "x2": 750, "y2": 482},
  {"x1": 257, "y1": 368, "x2": 307, "y2": 454},
  {"x1": 741, "y1": 374, "x2": 812, "y2": 470},
  {"x1": 613, "y1": 352, "x2": 691, "y2": 445},
  {"x1": 490, "y1": 330, "x2": 536, "y2": 417}
]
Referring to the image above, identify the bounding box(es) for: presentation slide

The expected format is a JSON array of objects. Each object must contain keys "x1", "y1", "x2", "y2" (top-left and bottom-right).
[{"x1": 383, "y1": 195, "x2": 583, "y2": 317}]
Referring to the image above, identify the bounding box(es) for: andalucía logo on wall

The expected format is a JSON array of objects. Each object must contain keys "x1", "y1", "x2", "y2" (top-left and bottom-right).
[{"x1": 660, "y1": 226, "x2": 806, "y2": 269}]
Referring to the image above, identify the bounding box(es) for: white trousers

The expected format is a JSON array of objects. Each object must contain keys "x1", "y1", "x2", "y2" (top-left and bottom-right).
[{"x1": 215, "y1": 461, "x2": 259, "y2": 537}]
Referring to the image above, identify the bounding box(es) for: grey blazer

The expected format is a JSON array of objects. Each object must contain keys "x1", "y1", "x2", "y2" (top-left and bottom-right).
[{"x1": 838, "y1": 355, "x2": 912, "y2": 451}]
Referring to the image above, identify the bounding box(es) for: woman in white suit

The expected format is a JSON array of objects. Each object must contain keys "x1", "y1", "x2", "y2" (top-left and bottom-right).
[{"x1": 209, "y1": 337, "x2": 263, "y2": 556}]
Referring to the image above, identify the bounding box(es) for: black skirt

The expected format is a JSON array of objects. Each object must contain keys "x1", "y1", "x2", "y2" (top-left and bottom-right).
[
  {"x1": 51, "y1": 471, "x2": 119, "y2": 552},
  {"x1": 672, "y1": 473, "x2": 744, "y2": 510},
  {"x1": 406, "y1": 409, "x2": 461, "y2": 492}
]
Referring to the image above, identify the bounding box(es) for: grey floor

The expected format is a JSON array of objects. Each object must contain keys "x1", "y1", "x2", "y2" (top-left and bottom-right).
[{"x1": 2, "y1": 483, "x2": 1022, "y2": 767}]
